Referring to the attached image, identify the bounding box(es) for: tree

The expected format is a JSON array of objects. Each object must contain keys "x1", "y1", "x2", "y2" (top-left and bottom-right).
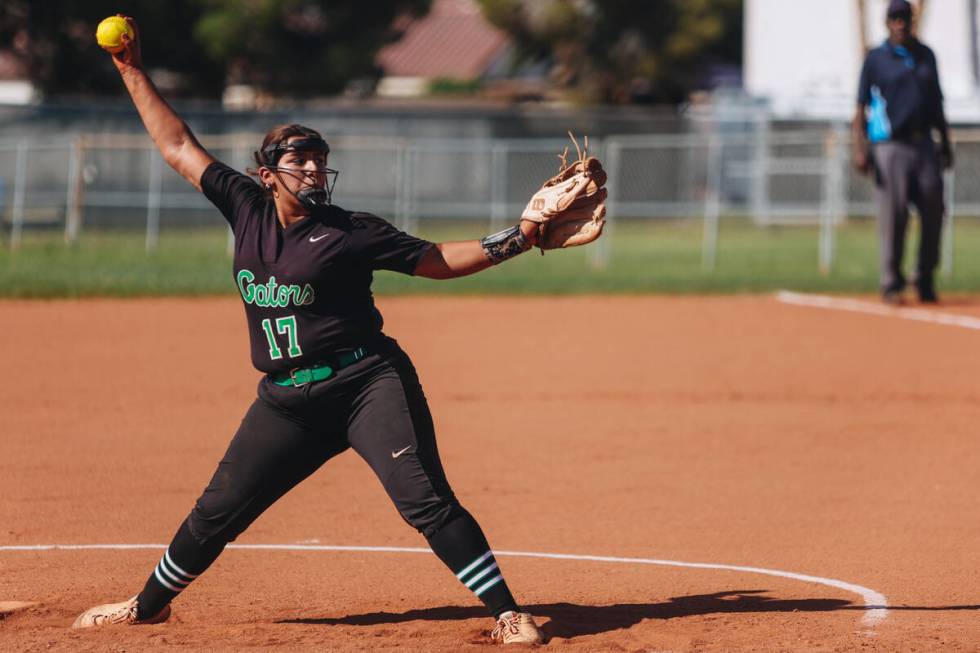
[
  {"x1": 478, "y1": 0, "x2": 742, "y2": 104},
  {"x1": 0, "y1": 0, "x2": 431, "y2": 99},
  {"x1": 0, "y1": 0, "x2": 224, "y2": 98},
  {"x1": 194, "y1": 0, "x2": 432, "y2": 96}
]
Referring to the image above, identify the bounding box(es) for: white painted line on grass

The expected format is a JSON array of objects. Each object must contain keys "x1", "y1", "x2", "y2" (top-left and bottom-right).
[
  {"x1": 776, "y1": 290, "x2": 980, "y2": 332},
  {"x1": 0, "y1": 542, "x2": 888, "y2": 629}
]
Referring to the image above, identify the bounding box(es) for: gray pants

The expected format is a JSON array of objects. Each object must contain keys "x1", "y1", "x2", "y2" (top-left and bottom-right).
[{"x1": 870, "y1": 140, "x2": 944, "y2": 291}]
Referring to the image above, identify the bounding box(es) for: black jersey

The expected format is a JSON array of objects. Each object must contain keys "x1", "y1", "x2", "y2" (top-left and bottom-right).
[{"x1": 201, "y1": 161, "x2": 434, "y2": 375}]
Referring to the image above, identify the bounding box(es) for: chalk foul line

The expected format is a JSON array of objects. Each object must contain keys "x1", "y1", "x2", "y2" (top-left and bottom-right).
[
  {"x1": 776, "y1": 290, "x2": 980, "y2": 332},
  {"x1": 0, "y1": 543, "x2": 887, "y2": 629}
]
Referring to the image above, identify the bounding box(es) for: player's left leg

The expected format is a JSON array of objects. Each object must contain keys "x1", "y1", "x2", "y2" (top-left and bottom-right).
[
  {"x1": 346, "y1": 349, "x2": 544, "y2": 644},
  {"x1": 911, "y1": 140, "x2": 945, "y2": 303}
]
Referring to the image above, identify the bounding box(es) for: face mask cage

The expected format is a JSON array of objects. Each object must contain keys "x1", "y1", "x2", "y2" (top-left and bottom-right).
[{"x1": 256, "y1": 137, "x2": 339, "y2": 207}]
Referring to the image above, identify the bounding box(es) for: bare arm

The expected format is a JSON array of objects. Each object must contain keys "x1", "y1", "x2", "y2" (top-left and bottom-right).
[
  {"x1": 852, "y1": 103, "x2": 871, "y2": 175},
  {"x1": 932, "y1": 108, "x2": 954, "y2": 170},
  {"x1": 414, "y1": 221, "x2": 538, "y2": 280},
  {"x1": 932, "y1": 79, "x2": 953, "y2": 170},
  {"x1": 937, "y1": 113, "x2": 953, "y2": 170},
  {"x1": 110, "y1": 17, "x2": 214, "y2": 191},
  {"x1": 853, "y1": 53, "x2": 873, "y2": 176}
]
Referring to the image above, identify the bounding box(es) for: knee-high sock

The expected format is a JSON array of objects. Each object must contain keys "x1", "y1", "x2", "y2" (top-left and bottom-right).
[
  {"x1": 426, "y1": 509, "x2": 519, "y2": 619},
  {"x1": 136, "y1": 519, "x2": 225, "y2": 619}
]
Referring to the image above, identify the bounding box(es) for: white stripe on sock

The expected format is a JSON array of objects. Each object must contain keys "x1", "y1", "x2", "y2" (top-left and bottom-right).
[
  {"x1": 153, "y1": 566, "x2": 184, "y2": 592},
  {"x1": 164, "y1": 550, "x2": 199, "y2": 580},
  {"x1": 456, "y1": 551, "x2": 494, "y2": 580},
  {"x1": 473, "y1": 574, "x2": 504, "y2": 596},
  {"x1": 464, "y1": 562, "x2": 499, "y2": 588},
  {"x1": 160, "y1": 556, "x2": 192, "y2": 585},
  {"x1": 157, "y1": 560, "x2": 191, "y2": 587}
]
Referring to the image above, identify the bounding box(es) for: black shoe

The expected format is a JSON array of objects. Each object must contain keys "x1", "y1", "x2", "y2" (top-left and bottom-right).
[
  {"x1": 882, "y1": 289, "x2": 903, "y2": 306},
  {"x1": 916, "y1": 280, "x2": 938, "y2": 304}
]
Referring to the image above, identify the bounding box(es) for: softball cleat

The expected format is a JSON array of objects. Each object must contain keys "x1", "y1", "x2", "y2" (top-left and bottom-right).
[
  {"x1": 491, "y1": 611, "x2": 545, "y2": 644},
  {"x1": 71, "y1": 595, "x2": 170, "y2": 628}
]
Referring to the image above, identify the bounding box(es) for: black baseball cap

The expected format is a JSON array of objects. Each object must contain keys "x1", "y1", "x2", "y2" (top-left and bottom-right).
[{"x1": 887, "y1": 0, "x2": 912, "y2": 18}]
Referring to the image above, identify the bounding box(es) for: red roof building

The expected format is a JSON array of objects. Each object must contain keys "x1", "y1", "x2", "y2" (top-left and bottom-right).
[{"x1": 376, "y1": 0, "x2": 510, "y2": 96}]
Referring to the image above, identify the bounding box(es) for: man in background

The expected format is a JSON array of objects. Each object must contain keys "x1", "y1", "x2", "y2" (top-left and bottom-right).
[{"x1": 852, "y1": 0, "x2": 953, "y2": 305}]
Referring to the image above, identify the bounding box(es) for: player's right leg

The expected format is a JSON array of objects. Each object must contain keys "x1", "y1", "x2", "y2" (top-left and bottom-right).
[
  {"x1": 872, "y1": 142, "x2": 912, "y2": 304},
  {"x1": 72, "y1": 394, "x2": 347, "y2": 627},
  {"x1": 346, "y1": 348, "x2": 545, "y2": 644}
]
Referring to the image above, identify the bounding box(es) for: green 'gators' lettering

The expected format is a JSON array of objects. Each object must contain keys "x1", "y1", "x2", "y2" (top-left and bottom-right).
[{"x1": 237, "y1": 269, "x2": 314, "y2": 307}]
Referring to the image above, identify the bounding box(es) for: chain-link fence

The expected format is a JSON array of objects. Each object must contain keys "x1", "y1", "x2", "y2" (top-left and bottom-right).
[{"x1": 0, "y1": 128, "x2": 970, "y2": 272}]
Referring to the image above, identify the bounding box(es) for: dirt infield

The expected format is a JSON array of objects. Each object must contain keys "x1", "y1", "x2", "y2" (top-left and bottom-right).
[{"x1": 2, "y1": 295, "x2": 979, "y2": 652}]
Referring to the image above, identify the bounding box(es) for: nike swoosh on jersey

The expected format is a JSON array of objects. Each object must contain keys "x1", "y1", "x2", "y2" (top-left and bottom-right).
[
  {"x1": 391, "y1": 445, "x2": 412, "y2": 459},
  {"x1": 309, "y1": 233, "x2": 330, "y2": 243}
]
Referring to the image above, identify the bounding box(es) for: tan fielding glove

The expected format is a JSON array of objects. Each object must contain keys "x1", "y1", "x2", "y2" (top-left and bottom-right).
[{"x1": 521, "y1": 133, "x2": 607, "y2": 250}]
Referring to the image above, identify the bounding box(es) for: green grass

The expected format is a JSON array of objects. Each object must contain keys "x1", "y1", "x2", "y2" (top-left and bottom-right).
[
  {"x1": 1, "y1": 218, "x2": 978, "y2": 297},
  {"x1": 0, "y1": 229, "x2": 234, "y2": 297}
]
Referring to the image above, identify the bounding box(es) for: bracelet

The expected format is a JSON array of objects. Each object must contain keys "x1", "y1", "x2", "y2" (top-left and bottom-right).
[{"x1": 480, "y1": 224, "x2": 532, "y2": 265}]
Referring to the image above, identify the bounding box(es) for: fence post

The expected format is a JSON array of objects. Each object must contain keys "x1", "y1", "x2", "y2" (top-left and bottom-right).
[
  {"x1": 941, "y1": 168, "x2": 955, "y2": 278},
  {"x1": 10, "y1": 140, "x2": 28, "y2": 250},
  {"x1": 146, "y1": 148, "x2": 163, "y2": 252},
  {"x1": 702, "y1": 133, "x2": 721, "y2": 271},
  {"x1": 490, "y1": 141, "x2": 508, "y2": 233},
  {"x1": 819, "y1": 126, "x2": 846, "y2": 275},
  {"x1": 403, "y1": 145, "x2": 418, "y2": 234},
  {"x1": 64, "y1": 136, "x2": 84, "y2": 245},
  {"x1": 750, "y1": 115, "x2": 771, "y2": 225},
  {"x1": 394, "y1": 139, "x2": 407, "y2": 230},
  {"x1": 589, "y1": 138, "x2": 614, "y2": 269}
]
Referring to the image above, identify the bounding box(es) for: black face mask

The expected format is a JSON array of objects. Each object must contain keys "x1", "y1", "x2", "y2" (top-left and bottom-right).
[
  {"x1": 256, "y1": 137, "x2": 339, "y2": 209},
  {"x1": 295, "y1": 187, "x2": 330, "y2": 208}
]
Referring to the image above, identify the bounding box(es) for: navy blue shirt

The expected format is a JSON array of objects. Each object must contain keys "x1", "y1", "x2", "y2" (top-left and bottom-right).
[
  {"x1": 200, "y1": 161, "x2": 434, "y2": 375},
  {"x1": 857, "y1": 39, "x2": 945, "y2": 143}
]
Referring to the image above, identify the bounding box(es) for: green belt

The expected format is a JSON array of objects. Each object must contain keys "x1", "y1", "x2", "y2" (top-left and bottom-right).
[{"x1": 271, "y1": 347, "x2": 368, "y2": 387}]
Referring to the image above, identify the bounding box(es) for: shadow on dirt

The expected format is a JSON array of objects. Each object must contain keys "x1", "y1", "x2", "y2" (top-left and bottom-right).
[{"x1": 281, "y1": 589, "x2": 867, "y2": 637}]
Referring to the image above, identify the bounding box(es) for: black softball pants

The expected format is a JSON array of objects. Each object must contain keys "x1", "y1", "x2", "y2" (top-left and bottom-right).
[
  {"x1": 190, "y1": 344, "x2": 461, "y2": 543},
  {"x1": 136, "y1": 340, "x2": 519, "y2": 619},
  {"x1": 871, "y1": 139, "x2": 945, "y2": 291}
]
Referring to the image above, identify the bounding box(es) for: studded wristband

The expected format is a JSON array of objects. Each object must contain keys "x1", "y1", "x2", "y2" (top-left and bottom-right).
[{"x1": 480, "y1": 224, "x2": 532, "y2": 265}]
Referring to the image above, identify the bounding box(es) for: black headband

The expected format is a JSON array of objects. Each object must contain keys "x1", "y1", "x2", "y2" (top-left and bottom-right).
[{"x1": 257, "y1": 137, "x2": 330, "y2": 166}]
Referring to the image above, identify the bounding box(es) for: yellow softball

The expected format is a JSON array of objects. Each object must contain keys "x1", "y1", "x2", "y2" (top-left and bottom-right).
[{"x1": 95, "y1": 16, "x2": 134, "y2": 53}]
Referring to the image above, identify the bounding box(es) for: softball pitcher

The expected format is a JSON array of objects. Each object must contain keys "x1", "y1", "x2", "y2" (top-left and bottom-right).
[{"x1": 73, "y1": 16, "x2": 605, "y2": 646}]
